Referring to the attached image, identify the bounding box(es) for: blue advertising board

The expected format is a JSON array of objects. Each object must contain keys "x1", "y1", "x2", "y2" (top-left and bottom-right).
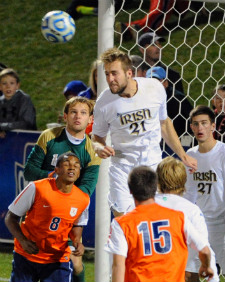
[{"x1": 0, "y1": 130, "x2": 96, "y2": 249}]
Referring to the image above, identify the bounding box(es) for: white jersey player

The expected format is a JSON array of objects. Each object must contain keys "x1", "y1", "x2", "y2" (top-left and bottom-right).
[
  {"x1": 92, "y1": 47, "x2": 197, "y2": 216},
  {"x1": 156, "y1": 156, "x2": 219, "y2": 282},
  {"x1": 184, "y1": 105, "x2": 225, "y2": 277}
]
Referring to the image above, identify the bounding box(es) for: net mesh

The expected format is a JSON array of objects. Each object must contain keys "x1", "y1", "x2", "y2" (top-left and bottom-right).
[
  {"x1": 114, "y1": 0, "x2": 225, "y2": 154},
  {"x1": 114, "y1": 1, "x2": 225, "y2": 279}
]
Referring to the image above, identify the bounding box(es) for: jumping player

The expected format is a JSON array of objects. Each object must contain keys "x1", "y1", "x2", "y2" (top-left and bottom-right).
[
  {"x1": 5, "y1": 152, "x2": 90, "y2": 282},
  {"x1": 92, "y1": 47, "x2": 197, "y2": 216},
  {"x1": 105, "y1": 165, "x2": 214, "y2": 282},
  {"x1": 184, "y1": 105, "x2": 225, "y2": 278},
  {"x1": 156, "y1": 156, "x2": 219, "y2": 282}
]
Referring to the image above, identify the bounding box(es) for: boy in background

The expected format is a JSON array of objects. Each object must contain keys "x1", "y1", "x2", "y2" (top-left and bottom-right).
[{"x1": 0, "y1": 68, "x2": 36, "y2": 138}]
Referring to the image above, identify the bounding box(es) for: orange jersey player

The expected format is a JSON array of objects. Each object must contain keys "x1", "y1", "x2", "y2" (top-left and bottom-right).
[
  {"x1": 105, "y1": 166, "x2": 214, "y2": 282},
  {"x1": 5, "y1": 152, "x2": 89, "y2": 282}
]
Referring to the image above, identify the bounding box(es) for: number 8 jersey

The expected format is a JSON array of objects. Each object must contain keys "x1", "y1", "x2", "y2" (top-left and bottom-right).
[{"x1": 8, "y1": 178, "x2": 90, "y2": 264}]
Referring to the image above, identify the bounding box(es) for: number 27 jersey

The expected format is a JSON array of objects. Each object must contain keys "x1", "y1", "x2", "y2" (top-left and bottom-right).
[{"x1": 185, "y1": 141, "x2": 225, "y2": 223}]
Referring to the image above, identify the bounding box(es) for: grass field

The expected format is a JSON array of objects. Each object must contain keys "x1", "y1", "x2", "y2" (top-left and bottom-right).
[
  {"x1": 0, "y1": 1, "x2": 225, "y2": 281},
  {"x1": 0, "y1": 1, "x2": 224, "y2": 130},
  {"x1": 0, "y1": 244, "x2": 95, "y2": 282}
]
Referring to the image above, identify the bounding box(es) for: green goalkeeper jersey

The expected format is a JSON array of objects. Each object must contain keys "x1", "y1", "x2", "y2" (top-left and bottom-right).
[{"x1": 24, "y1": 126, "x2": 101, "y2": 196}]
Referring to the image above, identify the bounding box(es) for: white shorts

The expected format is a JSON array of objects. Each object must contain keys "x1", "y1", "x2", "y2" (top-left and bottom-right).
[
  {"x1": 208, "y1": 223, "x2": 225, "y2": 271},
  {"x1": 186, "y1": 223, "x2": 225, "y2": 277},
  {"x1": 108, "y1": 162, "x2": 135, "y2": 214},
  {"x1": 108, "y1": 162, "x2": 158, "y2": 214}
]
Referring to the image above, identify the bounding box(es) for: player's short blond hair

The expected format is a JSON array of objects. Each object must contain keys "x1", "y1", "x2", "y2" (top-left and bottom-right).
[
  {"x1": 100, "y1": 47, "x2": 132, "y2": 73},
  {"x1": 64, "y1": 96, "x2": 95, "y2": 115},
  {"x1": 156, "y1": 157, "x2": 186, "y2": 195}
]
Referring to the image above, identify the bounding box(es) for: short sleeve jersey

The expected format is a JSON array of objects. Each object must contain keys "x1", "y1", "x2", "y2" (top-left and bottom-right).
[
  {"x1": 155, "y1": 194, "x2": 208, "y2": 239},
  {"x1": 105, "y1": 203, "x2": 206, "y2": 282},
  {"x1": 9, "y1": 178, "x2": 90, "y2": 264},
  {"x1": 184, "y1": 141, "x2": 225, "y2": 224},
  {"x1": 93, "y1": 77, "x2": 167, "y2": 166}
]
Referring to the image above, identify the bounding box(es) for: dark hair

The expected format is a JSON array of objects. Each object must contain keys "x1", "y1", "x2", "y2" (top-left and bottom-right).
[
  {"x1": 190, "y1": 105, "x2": 215, "y2": 124},
  {"x1": 130, "y1": 54, "x2": 149, "y2": 74},
  {"x1": 64, "y1": 96, "x2": 95, "y2": 115},
  {"x1": 56, "y1": 152, "x2": 80, "y2": 167},
  {"x1": 212, "y1": 84, "x2": 225, "y2": 96},
  {"x1": 128, "y1": 166, "x2": 157, "y2": 201},
  {"x1": 100, "y1": 47, "x2": 132, "y2": 73}
]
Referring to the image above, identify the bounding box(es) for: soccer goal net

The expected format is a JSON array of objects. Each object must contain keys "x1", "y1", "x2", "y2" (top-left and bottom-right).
[{"x1": 114, "y1": 0, "x2": 225, "y2": 155}]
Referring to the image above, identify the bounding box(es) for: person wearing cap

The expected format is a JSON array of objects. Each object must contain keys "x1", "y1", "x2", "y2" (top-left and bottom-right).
[
  {"x1": 138, "y1": 32, "x2": 184, "y2": 93},
  {"x1": 63, "y1": 80, "x2": 87, "y2": 100},
  {"x1": 5, "y1": 152, "x2": 90, "y2": 282},
  {"x1": 130, "y1": 54, "x2": 149, "y2": 77},
  {"x1": 146, "y1": 66, "x2": 193, "y2": 144}
]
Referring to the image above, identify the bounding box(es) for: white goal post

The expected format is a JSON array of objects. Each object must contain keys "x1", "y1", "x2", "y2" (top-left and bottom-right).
[{"x1": 96, "y1": 0, "x2": 225, "y2": 281}]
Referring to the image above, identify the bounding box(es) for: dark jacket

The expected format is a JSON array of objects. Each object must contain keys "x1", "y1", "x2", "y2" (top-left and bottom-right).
[{"x1": 0, "y1": 90, "x2": 37, "y2": 131}]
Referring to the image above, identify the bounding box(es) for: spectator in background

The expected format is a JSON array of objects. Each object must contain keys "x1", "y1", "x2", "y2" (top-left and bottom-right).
[
  {"x1": 117, "y1": 0, "x2": 205, "y2": 40},
  {"x1": 66, "y1": 0, "x2": 125, "y2": 20},
  {"x1": 63, "y1": 80, "x2": 87, "y2": 100},
  {"x1": 138, "y1": 32, "x2": 184, "y2": 93},
  {"x1": 78, "y1": 60, "x2": 98, "y2": 100},
  {"x1": 146, "y1": 66, "x2": 193, "y2": 142},
  {"x1": 78, "y1": 59, "x2": 98, "y2": 135},
  {"x1": 0, "y1": 62, "x2": 7, "y2": 96},
  {"x1": 130, "y1": 54, "x2": 149, "y2": 77},
  {"x1": 211, "y1": 84, "x2": 225, "y2": 143},
  {"x1": 0, "y1": 68, "x2": 36, "y2": 138},
  {"x1": 122, "y1": 0, "x2": 189, "y2": 35}
]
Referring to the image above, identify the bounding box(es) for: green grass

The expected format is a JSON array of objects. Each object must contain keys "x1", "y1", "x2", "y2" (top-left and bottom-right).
[
  {"x1": 0, "y1": 1, "x2": 224, "y2": 129},
  {"x1": 0, "y1": 0, "x2": 98, "y2": 130},
  {"x1": 0, "y1": 250, "x2": 225, "y2": 282},
  {"x1": 0, "y1": 247, "x2": 94, "y2": 282},
  {"x1": 0, "y1": 1, "x2": 225, "y2": 281}
]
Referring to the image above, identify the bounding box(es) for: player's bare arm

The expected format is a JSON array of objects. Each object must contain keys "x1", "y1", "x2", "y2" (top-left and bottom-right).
[
  {"x1": 160, "y1": 118, "x2": 197, "y2": 172},
  {"x1": 70, "y1": 226, "x2": 85, "y2": 256},
  {"x1": 4, "y1": 211, "x2": 39, "y2": 254},
  {"x1": 112, "y1": 254, "x2": 126, "y2": 282},
  {"x1": 198, "y1": 246, "x2": 214, "y2": 280},
  {"x1": 92, "y1": 134, "x2": 115, "y2": 159}
]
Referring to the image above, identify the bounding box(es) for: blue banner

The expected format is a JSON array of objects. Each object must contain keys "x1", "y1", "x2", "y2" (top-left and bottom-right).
[{"x1": 0, "y1": 130, "x2": 95, "y2": 248}]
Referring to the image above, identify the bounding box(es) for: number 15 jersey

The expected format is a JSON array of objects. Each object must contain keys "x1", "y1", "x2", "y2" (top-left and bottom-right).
[{"x1": 105, "y1": 203, "x2": 207, "y2": 282}]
